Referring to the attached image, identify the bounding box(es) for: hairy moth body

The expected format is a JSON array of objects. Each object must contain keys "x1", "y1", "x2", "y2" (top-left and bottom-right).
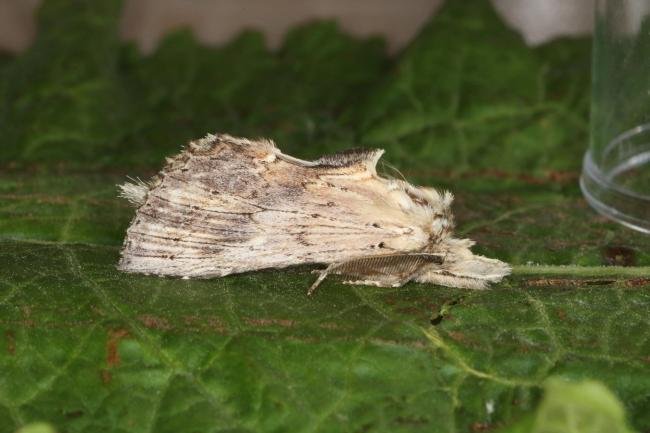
[{"x1": 118, "y1": 134, "x2": 510, "y2": 293}]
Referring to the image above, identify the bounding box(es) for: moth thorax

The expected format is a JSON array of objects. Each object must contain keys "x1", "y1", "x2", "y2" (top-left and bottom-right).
[{"x1": 430, "y1": 215, "x2": 452, "y2": 239}]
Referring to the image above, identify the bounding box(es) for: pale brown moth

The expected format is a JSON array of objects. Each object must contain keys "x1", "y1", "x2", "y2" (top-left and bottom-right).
[{"x1": 118, "y1": 133, "x2": 510, "y2": 294}]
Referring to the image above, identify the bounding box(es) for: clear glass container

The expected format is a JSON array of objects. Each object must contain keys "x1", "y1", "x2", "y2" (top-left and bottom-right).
[{"x1": 581, "y1": 0, "x2": 650, "y2": 233}]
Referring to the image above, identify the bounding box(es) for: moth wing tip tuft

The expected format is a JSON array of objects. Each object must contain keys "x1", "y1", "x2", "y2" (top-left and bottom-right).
[{"x1": 118, "y1": 180, "x2": 148, "y2": 207}]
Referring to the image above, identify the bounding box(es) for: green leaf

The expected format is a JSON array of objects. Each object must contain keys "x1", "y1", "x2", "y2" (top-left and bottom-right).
[
  {"x1": 500, "y1": 378, "x2": 635, "y2": 433},
  {"x1": 2, "y1": 0, "x2": 650, "y2": 432},
  {"x1": 2, "y1": 172, "x2": 650, "y2": 433},
  {"x1": 0, "y1": 0, "x2": 590, "y2": 172},
  {"x1": 15, "y1": 423, "x2": 57, "y2": 433},
  {"x1": 531, "y1": 378, "x2": 634, "y2": 433},
  {"x1": 0, "y1": 0, "x2": 128, "y2": 164},
  {"x1": 359, "y1": 0, "x2": 591, "y2": 173}
]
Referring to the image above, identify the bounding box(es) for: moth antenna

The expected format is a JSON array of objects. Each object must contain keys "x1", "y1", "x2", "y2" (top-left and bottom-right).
[
  {"x1": 380, "y1": 160, "x2": 407, "y2": 182},
  {"x1": 276, "y1": 152, "x2": 318, "y2": 167}
]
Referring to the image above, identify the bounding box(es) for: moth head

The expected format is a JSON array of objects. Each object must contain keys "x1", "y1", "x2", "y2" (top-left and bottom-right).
[{"x1": 417, "y1": 238, "x2": 511, "y2": 289}]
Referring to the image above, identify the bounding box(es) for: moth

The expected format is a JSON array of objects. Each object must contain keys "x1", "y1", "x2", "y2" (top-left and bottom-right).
[{"x1": 118, "y1": 133, "x2": 510, "y2": 294}]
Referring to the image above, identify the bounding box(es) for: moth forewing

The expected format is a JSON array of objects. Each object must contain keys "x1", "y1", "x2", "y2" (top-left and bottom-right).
[{"x1": 118, "y1": 133, "x2": 511, "y2": 292}]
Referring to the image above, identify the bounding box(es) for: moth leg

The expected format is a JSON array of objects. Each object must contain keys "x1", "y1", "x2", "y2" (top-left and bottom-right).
[{"x1": 307, "y1": 263, "x2": 338, "y2": 296}]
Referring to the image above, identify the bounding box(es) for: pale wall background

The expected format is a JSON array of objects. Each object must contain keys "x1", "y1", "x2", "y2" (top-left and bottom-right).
[{"x1": 0, "y1": 0, "x2": 595, "y2": 54}]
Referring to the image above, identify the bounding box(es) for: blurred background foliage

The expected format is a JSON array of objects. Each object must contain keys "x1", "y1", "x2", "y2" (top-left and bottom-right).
[{"x1": 0, "y1": 0, "x2": 590, "y2": 172}]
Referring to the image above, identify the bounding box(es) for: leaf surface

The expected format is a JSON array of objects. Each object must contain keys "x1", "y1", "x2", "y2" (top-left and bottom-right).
[{"x1": 1, "y1": 1, "x2": 649, "y2": 432}]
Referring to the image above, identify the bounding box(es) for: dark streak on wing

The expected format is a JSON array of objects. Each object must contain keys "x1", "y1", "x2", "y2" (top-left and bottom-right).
[
  {"x1": 137, "y1": 209, "x2": 252, "y2": 236},
  {"x1": 151, "y1": 194, "x2": 257, "y2": 216},
  {"x1": 128, "y1": 231, "x2": 249, "y2": 248}
]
